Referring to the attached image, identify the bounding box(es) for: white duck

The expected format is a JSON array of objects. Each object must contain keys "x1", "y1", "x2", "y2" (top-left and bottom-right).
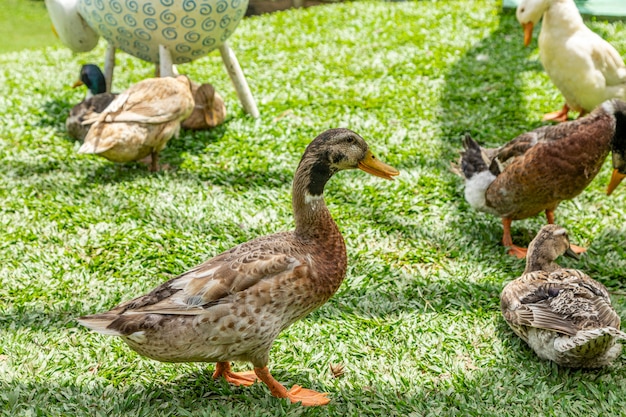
[
  {"x1": 44, "y1": 0, "x2": 99, "y2": 53},
  {"x1": 516, "y1": 0, "x2": 626, "y2": 122}
]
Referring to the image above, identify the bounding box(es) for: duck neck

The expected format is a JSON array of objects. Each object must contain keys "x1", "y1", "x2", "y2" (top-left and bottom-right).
[
  {"x1": 524, "y1": 255, "x2": 561, "y2": 274},
  {"x1": 524, "y1": 237, "x2": 562, "y2": 273},
  {"x1": 291, "y1": 160, "x2": 339, "y2": 239},
  {"x1": 544, "y1": 0, "x2": 584, "y2": 33}
]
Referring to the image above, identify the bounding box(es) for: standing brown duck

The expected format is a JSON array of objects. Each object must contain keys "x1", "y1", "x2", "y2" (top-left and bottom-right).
[
  {"x1": 455, "y1": 99, "x2": 626, "y2": 258},
  {"x1": 500, "y1": 225, "x2": 626, "y2": 368},
  {"x1": 77, "y1": 128, "x2": 399, "y2": 406}
]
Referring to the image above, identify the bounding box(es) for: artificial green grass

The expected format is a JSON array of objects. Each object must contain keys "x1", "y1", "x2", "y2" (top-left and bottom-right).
[{"x1": 2, "y1": 1, "x2": 626, "y2": 416}]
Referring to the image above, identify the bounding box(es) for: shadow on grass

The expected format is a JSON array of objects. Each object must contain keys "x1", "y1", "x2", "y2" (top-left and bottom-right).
[
  {"x1": 2, "y1": 348, "x2": 619, "y2": 417},
  {"x1": 436, "y1": 9, "x2": 544, "y2": 151},
  {"x1": 37, "y1": 98, "x2": 72, "y2": 133},
  {"x1": 1, "y1": 131, "x2": 293, "y2": 193},
  {"x1": 34, "y1": 97, "x2": 284, "y2": 190},
  {"x1": 0, "y1": 307, "x2": 79, "y2": 332},
  {"x1": 425, "y1": 8, "x2": 550, "y2": 260}
]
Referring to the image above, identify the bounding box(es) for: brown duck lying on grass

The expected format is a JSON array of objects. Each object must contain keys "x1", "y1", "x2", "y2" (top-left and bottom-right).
[
  {"x1": 182, "y1": 82, "x2": 227, "y2": 130},
  {"x1": 77, "y1": 128, "x2": 399, "y2": 406},
  {"x1": 500, "y1": 224, "x2": 626, "y2": 368},
  {"x1": 454, "y1": 98, "x2": 626, "y2": 258},
  {"x1": 78, "y1": 75, "x2": 194, "y2": 171}
]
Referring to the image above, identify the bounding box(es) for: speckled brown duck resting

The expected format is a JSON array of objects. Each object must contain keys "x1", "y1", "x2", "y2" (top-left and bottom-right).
[
  {"x1": 500, "y1": 225, "x2": 626, "y2": 368},
  {"x1": 78, "y1": 75, "x2": 194, "y2": 171},
  {"x1": 77, "y1": 128, "x2": 399, "y2": 406},
  {"x1": 455, "y1": 98, "x2": 626, "y2": 258}
]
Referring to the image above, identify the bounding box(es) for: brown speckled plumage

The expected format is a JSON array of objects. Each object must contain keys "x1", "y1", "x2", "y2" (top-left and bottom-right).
[
  {"x1": 78, "y1": 128, "x2": 399, "y2": 405},
  {"x1": 501, "y1": 225, "x2": 626, "y2": 368},
  {"x1": 78, "y1": 75, "x2": 194, "y2": 171},
  {"x1": 456, "y1": 99, "x2": 626, "y2": 256}
]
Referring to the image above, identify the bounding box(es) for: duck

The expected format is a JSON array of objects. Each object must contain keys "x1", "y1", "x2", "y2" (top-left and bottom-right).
[
  {"x1": 181, "y1": 82, "x2": 227, "y2": 130},
  {"x1": 500, "y1": 224, "x2": 626, "y2": 368},
  {"x1": 454, "y1": 99, "x2": 626, "y2": 258},
  {"x1": 78, "y1": 74, "x2": 194, "y2": 171},
  {"x1": 516, "y1": 0, "x2": 626, "y2": 122},
  {"x1": 77, "y1": 128, "x2": 399, "y2": 406},
  {"x1": 66, "y1": 64, "x2": 117, "y2": 141},
  {"x1": 44, "y1": 0, "x2": 99, "y2": 53}
]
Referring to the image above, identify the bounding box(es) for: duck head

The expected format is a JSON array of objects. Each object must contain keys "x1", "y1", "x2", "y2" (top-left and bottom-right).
[
  {"x1": 296, "y1": 128, "x2": 399, "y2": 197},
  {"x1": 525, "y1": 224, "x2": 578, "y2": 273},
  {"x1": 516, "y1": 0, "x2": 550, "y2": 47},
  {"x1": 73, "y1": 64, "x2": 106, "y2": 97}
]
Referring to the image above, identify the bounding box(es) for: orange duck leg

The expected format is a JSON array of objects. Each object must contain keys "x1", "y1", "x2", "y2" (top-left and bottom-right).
[
  {"x1": 542, "y1": 104, "x2": 570, "y2": 123},
  {"x1": 213, "y1": 362, "x2": 258, "y2": 386},
  {"x1": 254, "y1": 366, "x2": 330, "y2": 406},
  {"x1": 502, "y1": 218, "x2": 527, "y2": 259}
]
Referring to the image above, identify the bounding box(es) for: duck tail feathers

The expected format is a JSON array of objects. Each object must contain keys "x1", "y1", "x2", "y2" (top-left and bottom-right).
[
  {"x1": 459, "y1": 134, "x2": 490, "y2": 180},
  {"x1": 456, "y1": 135, "x2": 498, "y2": 213},
  {"x1": 77, "y1": 314, "x2": 123, "y2": 336},
  {"x1": 554, "y1": 327, "x2": 626, "y2": 353}
]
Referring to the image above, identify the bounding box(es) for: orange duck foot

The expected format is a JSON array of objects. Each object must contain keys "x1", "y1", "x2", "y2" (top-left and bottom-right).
[
  {"x1": 254, "y1": 366, "x2": 330, "y2": 406},
  {"x1": 507, "y1": 244, "x2": 528, "y2": 259},
  {"x1": 213, "y1": 362, "x2": 259, "y2": 387},
  {"x1": 542, "y1": 104, "x2": 569, "y2": 123},
  {"x1": 286, "y1": 385, "x2": 330, "y2": 406}
]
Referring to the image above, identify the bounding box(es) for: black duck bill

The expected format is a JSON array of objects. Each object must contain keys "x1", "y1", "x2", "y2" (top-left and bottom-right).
[{"x1": 358, "y1": 150, "x2": 399, "y2": 180}]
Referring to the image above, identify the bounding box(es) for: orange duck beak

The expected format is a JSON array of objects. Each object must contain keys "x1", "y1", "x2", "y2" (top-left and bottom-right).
[
  {"x1": 607, "y1": 169, "x2": 626, "y2": 195},
  {"x1": 522, "y1": 22, "x2": 534, "y2": 47},
  {"x1": 358, "y1": 150, "x2": 399, "y2": 180}
]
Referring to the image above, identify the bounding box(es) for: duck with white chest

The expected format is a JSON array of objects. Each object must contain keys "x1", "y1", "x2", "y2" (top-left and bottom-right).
[
  {"x1": 455, "y1": 99, "x2": 626, "y2": 257},
  {"x1": 77, "y1": 128, "x2": 399, "y2": 406}
]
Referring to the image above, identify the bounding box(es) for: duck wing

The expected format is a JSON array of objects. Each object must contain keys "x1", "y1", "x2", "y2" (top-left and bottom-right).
[
  {"x1": 587, "y1": 33, "x2": 626, "y2": 87},
  {"x1": 83, "y1": 77, "x2": 193, "y2": 125},
  {"x1": 489, "y1": 115, "x2": 605, "y2": 175},
  {"x1": 501, "y1": 269, "x2": 618, "y2": 336},
  {"x1": 79, "y1": 233, "x2": 309, "y2": 334}
]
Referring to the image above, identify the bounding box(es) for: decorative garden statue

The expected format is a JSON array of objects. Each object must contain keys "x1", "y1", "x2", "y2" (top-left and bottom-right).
[{"x1": 45, "y1": 0, "x2": 259, "y2": 117}]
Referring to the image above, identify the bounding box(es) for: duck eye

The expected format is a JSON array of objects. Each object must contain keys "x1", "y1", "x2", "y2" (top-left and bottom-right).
[{"x1": 347, "y1": 137, "x2": 354, "y2": 143}]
